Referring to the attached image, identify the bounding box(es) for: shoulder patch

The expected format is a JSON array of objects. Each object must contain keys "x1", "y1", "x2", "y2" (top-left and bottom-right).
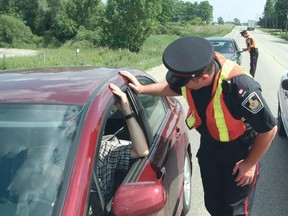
[{"x1": 241, "y1": 92, "x2": 264, "y2": 114}]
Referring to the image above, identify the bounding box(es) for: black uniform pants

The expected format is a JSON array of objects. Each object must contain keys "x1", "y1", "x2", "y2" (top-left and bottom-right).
[
  {"x1": 197, "y1": 139, "x2": 259, "y2": 216},
  {"x1": 249, "y1": 48, "x2": 258, "y2": 78}
]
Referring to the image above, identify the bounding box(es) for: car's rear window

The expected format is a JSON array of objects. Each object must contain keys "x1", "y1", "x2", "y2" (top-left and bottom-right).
[
  {"x1": 0, "y1": 104, "x2": 83, "y2": 216},
  {"x1": 209, "y1": 40, "x2": 235, "y2": 53}
]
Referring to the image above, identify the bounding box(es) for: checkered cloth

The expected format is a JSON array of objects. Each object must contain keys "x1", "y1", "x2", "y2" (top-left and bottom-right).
[{"x1": 97, "y1": 135, "x2": 132, "y2": 202}]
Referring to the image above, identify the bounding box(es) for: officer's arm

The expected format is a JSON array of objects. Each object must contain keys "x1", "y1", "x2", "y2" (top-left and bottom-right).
[
  {"x1": 244, "y1": 125, "x2": 277, "y2": 167},
  {"x1": 233, "y1": 125, "x2": 277, "y2": 187},
  {"x1": 141, "y1": 81, "x2": 181, "y2": 96},
  {"x1": 246, "y1": 38, "x2": 252, "y2": 52}
]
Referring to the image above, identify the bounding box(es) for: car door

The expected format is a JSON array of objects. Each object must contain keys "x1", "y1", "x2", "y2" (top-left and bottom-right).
[
  {"x1": 86, "y1": 78, "x2": 188, "y2": 216},
  {"x1": 280, "y1": 76, "x2": 288, "y2": 133},
  {"x1": 127, "y1": 77, "x2": 188, "y2": 215},
  {"x1": 85, "y1": 83, "x2": 155, "y2": 216}
]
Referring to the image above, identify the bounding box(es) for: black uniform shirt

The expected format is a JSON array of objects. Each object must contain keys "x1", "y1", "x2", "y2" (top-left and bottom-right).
[{"x1": 169, "y1": 58, "x2": 277, "y2": 143}]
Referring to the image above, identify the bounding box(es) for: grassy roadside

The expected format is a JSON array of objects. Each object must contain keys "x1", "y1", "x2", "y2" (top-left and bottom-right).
[
  {"x1": 0, "y1": 24, "x2": 235, "y2": 71},
  {"x1": 258, "y1": 28, "x2": 288, "y2": 40}
]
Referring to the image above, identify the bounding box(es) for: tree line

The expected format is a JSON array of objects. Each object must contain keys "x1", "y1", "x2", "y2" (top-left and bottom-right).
[
  {"x1": 261, "y1": 0, "x2": 288, "y2": 31},
  {"x1": 0, "y1": 0, "x2": 213, "y2": 52}
]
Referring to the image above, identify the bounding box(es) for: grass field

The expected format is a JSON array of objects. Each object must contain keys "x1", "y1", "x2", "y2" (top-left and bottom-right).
[{"x1": 0, "y1": 24, "x2": 235, "y2": 71}]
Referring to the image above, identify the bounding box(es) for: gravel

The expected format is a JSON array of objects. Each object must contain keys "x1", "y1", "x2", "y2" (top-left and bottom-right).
[{"x1": 0, "y1": 48, "x2": 39, "y2": 58}]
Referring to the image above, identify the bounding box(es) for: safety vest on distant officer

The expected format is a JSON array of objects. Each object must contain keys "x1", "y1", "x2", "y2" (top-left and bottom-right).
[
  {"x1": 182, "y1": 53, "x2": 252, "y2": 142},
  {"x1": 246, "y1": 35, "x2": 257, "y2": 51},
  {"x1": 241, "y1": 30, "x2": 257, "y2": 51}
]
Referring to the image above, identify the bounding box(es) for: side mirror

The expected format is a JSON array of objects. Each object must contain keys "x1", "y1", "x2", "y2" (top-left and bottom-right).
[
  {"x1": 281, "y1": 79, "x2": 288, "y2": 90},
  {"x1": 111, "y1": 181, "x2": 167, "y2": 216}
]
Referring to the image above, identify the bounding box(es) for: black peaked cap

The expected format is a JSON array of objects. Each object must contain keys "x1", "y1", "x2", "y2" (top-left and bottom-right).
[{"x1": 163, "y1": 36, "x2": 214, "y2": 76}]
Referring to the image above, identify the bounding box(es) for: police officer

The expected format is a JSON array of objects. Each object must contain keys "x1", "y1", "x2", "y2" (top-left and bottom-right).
[
  {"x1": 241, "y1": 30, "x2": 259, "y2": 77},
  {"x1": 119, "y1": 36, "x2": 277, "y2": 216}
]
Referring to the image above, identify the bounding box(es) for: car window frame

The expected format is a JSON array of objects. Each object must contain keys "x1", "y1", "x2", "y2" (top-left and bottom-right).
[
  {"x1": 86, "y1": 83, "x2": 152, "y2": 215},
  {"x1": 124, "y1": 77, "x2": 172, "y2": 178},
  {"x1": 86, "y1": 77, "x2": 171, "y2": 216}
]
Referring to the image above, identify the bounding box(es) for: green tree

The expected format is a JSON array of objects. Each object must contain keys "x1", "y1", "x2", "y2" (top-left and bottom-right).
[
  {"x1": 218, "y1": 16, "x2": 224, "y2": 25},
  {"x1": 103, "y1": 0, "x2": 162, "y2": 52},
  {"x1": 0, "y1": 14, "x2": 39, "y2": 47},
  {"x1": 197, "y1": 1, "x2": 213, "y2": 24},
  {"x1": 173, "y1": 1, "x2": 186, "y2": 22},
  {"x1": 263, "y1": 0, "x2": 276, "y2": 28},
  {"x1": 66, "y1": 0, "x2": 104, "y2": 30},
  {"x1": 157, "y1": 0, "x2": 175, "y2": 24},
  {"x1": 184, "y1": 2, "x2": 198, "y2": 22},
  {"x1": 44, "y1": 0, "x2": 78, "y2": 43},
  {"x1": 0, "y1": 0, "x2": 15, "y2": 14},
  {"x1": 13, "y1": 0, "x2": 78, "y2": 44},
  {"x1": 275, "y1": 0, "x2": 288, "y2": 30},
  {"x1": 233, "y1": 18, "x2": 241, "y2": 25},
  {"x1": 13, "y1": 0, "x2": 49, "y2": 35}
]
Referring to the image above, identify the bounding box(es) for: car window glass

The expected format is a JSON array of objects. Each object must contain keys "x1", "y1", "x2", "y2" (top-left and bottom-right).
[
  {"x1": 212, "y1": 41, "x2": 229, "y2": 53},
  {"x1": 0, "y1": 104, "x2": 83, "y2": 216},
  {"x1": 138, "y1": 79, "x2": 167, "y2": 137}
]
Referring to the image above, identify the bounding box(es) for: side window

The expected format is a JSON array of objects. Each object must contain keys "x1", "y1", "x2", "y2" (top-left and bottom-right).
[
  {"x1": 87, "y1": 88, "x2": 149, "y2": 215},
  {"x1": 88, "y1": 103, "x2": 132, "y2": 215},
  {"x1": 138, "y1": 79, "x2": 167, "y2": 137}
]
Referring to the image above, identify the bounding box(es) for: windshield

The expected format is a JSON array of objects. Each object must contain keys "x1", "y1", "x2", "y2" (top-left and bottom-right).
[{"x1": 0, "y1": 104, "x2": 83, "y2": 216}]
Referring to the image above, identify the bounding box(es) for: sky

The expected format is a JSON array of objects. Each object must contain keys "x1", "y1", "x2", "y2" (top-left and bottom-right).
[{"x1": 191, "y1": 0, "x2": 266, "y2": 22}]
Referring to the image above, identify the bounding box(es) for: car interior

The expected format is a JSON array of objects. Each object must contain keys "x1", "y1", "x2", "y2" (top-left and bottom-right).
[
  {"x1": 88, "y1": 80, "x2": 167, "y2": 216},
  {"x1": 88, "y1": 98, "x2": 148, "y2": 216},
  {"x1": 102, "y1": 105, "x2": 133, "y2": 191}
]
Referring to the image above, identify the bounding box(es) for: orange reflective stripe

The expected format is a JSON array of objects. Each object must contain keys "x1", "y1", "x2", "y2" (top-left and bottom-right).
[{"x1": 182, "y1": 87, "x2": 196, "y2": 128}]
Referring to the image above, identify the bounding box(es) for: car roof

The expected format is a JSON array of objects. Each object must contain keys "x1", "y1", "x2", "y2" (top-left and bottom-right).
[{"x1": 0, "y1": 66, "x2": 146, "y2": 104}]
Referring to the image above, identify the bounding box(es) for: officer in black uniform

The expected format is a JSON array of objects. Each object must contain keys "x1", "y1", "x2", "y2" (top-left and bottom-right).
[{"x1": 119, "y1": 36, "x2": 277, "y2": 216}]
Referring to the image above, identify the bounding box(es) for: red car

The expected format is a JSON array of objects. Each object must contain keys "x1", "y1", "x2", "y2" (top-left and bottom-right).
[{"x1": 0, "y1": 66, "x2": 192, "y2": 216}]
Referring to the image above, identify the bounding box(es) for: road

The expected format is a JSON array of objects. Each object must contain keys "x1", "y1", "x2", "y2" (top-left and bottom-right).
[
  {"x1": 147, "y1": 26, "x2": 288, "y2": 216},
  {"x1": 237, "y1": 27, "x2": 288, "y2": 216}
]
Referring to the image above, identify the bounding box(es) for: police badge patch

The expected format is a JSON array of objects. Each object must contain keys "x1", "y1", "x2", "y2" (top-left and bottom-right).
[{"x1": 241, "y1": 92, "x2": 264, "y2": 114}]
